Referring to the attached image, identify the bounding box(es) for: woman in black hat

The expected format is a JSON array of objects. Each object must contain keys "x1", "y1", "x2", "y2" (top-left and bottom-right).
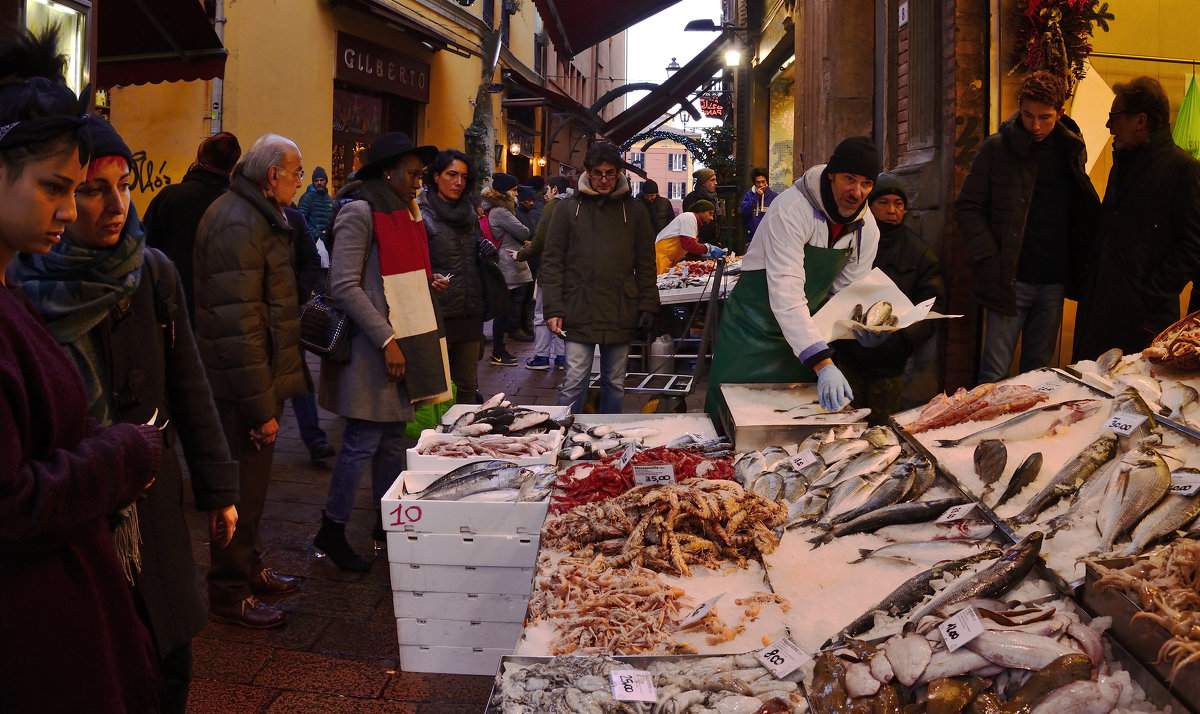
[{"x1": 316, "y1": 132, "x2": 452, "y2": 569}]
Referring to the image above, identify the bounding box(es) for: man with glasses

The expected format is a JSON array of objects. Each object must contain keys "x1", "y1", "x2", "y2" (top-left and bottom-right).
[
  {"x1": 193, "y1": 133, "x2": 310, "y2": 628},
  {"x1": 955, "y1": 70, "x2": 1098, "y2": 382},
  {"x1": 542, "y1": 142, "x2": 658, "y2": 413},
  {"x1": 1074, "y1": 76, "x2": 1200, "y2": 360}
]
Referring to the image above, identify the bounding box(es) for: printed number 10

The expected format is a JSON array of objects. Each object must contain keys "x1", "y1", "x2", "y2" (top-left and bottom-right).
[{"x1": 389, "y1": 504, "x2": 423, "y2": 526}]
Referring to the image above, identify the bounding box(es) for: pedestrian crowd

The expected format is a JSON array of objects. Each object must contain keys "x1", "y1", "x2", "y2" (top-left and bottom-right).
[{"x1": 4, "y1": 22, "x2": 1200, "y2": 714}]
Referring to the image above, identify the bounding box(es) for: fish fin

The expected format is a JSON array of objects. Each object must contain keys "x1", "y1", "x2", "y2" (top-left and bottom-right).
[
  {"x1": 933, "y1": 439, "x2": 957, "y2": 448},
  {"x1": 808, "y1": 532, "x2": 833, "y2": 548},
  {"x1": 849, "y1": 549, "x2": 873, "y2": 564}
]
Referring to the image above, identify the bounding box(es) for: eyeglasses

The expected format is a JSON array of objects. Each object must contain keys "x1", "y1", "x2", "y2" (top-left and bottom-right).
[
  {"x1": 589, "y1": 169, "x2": 619, "y2": 181},
  {"x1": 276, "y1": 166, "x2": 305, "y2": 181}
]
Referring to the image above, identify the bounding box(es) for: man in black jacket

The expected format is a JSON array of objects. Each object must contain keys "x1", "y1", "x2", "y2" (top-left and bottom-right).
[
  {"x1": 637, "y1": 179, "x2": 675, "y2": 234},
  {"x1": 144, "y1": 132, "x2": 242, "y2": 322},
  {"x1": 955, "y1": 71, "x2": 1099, "y2": 382},
  {"x1": 836, "y1": 174, "x2": 945, "y2": 424}
]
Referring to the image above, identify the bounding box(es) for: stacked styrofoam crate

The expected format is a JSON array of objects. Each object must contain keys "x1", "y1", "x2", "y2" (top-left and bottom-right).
[{"x1": 382, "y1": 454, "x2": 556, "y2": 674}]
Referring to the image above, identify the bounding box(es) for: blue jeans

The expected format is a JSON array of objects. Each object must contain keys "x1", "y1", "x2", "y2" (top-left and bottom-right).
[
  {"x1": 325, "y1": 418, "x2": 407, "y2": 524},
  {"x1": 557, "y1": 341, "x2": 629, "y2": 414},
  {"x1": 978, "y1": 281, "x2": 1065, "y2": 383},
  {"x1": 291, "y1": 393, "x2": 327, "y2": 448},
  {"x1": 532, "y1": 283, "x2": 564, "y2": 358}
]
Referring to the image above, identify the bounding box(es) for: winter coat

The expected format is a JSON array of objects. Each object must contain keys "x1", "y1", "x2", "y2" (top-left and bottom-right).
[
  {"x1": 286, "y1": 206, "x2": 322, "y2": 301},
  {"x1": 318, "y1": 191, "x2": 416, "y2": 423},
  {"x1": 482, "y1": 189, "x2": 533, "y2": 287},
  {"x1": 418, "y1": 189, "x2": 486, "y2": 343},
  {"x1": 684, "y1": 185, "x2": 721, "y2": 245},
  {"x1": 297, "y1": 182, "x2": 335, "y2": 243},
  {"x1": 638, "y1": 192, "x2": 676, "y2": 235},
  {"x1": 954, "y1": 113, "x2": 1099, "y2": 315},
  {"x1": 193, "y1": 175, "x2": 308, "y2": 424},
  {"x1": 1073, "y1": 127, "x2": 1200, "y2": 360},
  {"x1": 834, "y1": 221, "x2": 945, "y2": 377},
  {"x1": 740, "y1": 186, "x2": 778, "y2": 240},
  {"x1": 541, "y1": 173, "x2": 659, "y2": 344},
  {"x1": 143, "y1": 165, "x2": 230, "y2": 321}
]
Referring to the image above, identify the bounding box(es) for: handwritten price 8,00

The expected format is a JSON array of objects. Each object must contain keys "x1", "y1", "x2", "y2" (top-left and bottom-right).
[{"x1": 760, "y1": 648, "x2": 787, "y2": 666}]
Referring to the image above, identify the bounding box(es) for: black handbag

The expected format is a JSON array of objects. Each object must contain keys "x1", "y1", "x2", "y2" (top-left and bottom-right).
[{"x1": 299, "y1": 229, "x2": 373, "y2": 363}]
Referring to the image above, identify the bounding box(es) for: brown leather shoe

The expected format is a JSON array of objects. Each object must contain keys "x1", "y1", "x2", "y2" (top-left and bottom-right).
[
  {"x1": 250, "y1": 567, "x2": 299, "y2": 596},
  {"x1": 209, "y1": 596, "x2": 286, "y2": 629}
]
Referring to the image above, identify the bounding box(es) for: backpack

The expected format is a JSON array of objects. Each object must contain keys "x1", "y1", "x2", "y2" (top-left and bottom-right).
[{"x1": 480, "y1": 208, "x2": 500, "y2": 249}]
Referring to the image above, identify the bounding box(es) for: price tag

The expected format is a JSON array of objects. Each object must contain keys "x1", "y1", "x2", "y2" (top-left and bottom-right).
[
  {"x1": 1103, "y1": 412, "x2": 1150, "y2": 436},
  {"x1": 939, "y1": 606, "x2": 985, "y2": 653},
  {"x1": 686, "y1": 431, "x2": 707, "y2": 443},
  {"x1": 610, "y1": 670, "x2": 656, "y2": 703},
  {"x1": 633, "y1": 463, "x2": 676, "y2": 486},
  {"x1": 753, "y1": 637, "x2": 811, "y2": 677},
  {"x1": 678, "y1": 593, "x2": 724, "y2": 628},
  {"x1": 618, "y1": 441, "x2": 638, "y2": 470},
  {"x1": 936, "y1": 503, "x2": 977, "y2": 523},
  {"x1": 790, "y1": 449, "x2": 819, "y2": 470},
  {"x1": 1033, "y1": 381, "x2": 1062, "y2": 394},
  {"x1": 1169, "y1": 471, "x2": 1200, "y2": 497}
]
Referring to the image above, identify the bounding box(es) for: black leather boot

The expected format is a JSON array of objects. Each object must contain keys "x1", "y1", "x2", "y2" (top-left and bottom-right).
[{"x1": 313, "y1": 511, "x2": 370, "y2": 572}]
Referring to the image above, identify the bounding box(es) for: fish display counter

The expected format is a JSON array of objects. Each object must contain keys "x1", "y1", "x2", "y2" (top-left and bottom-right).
[{"x1": 716, "y1": 383, "x2": 870, "y2": 451}]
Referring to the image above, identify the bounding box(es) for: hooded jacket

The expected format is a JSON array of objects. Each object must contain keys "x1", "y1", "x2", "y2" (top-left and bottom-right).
[
  {"x1": 741, "y1": 163, "x2": 880, "y2": 365},
  {"x1": 541, "y1": 173, "x2": 659, "y2": 344},
  {"x1": 481, "y1": 188, "x2": 533, "y2": 288}
]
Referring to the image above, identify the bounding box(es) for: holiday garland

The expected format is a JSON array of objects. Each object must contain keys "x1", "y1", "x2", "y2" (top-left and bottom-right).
[{"x1": 1011, "y1": 0, "x2": 1114, "y2": 91}]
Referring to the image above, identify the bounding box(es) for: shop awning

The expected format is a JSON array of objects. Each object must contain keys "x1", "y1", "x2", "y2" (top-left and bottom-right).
[
  {"x1": 502, "y1": 70, "x2": 604, "y2": 132},
  {"x1": 96, "y1": 0, "x2": 227, "y2": 87},
  {"x1": 328, "y1": 0, "x2": 469, "y2": 56},
  {"x1": 600, "y1": 34, "x2": 729, "y2": 144},
  {"x1": 533, "y1": 0, "x2": 682, "y2": 59}
]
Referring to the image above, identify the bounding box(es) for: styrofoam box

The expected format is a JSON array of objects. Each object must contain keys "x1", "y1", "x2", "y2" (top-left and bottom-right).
[
  {"x1": 396, "y1": 617, "x2": 522, "y2": 648},
  {"x1": 392, "y1": 590, "x2": 530, "y2": 621},
  {"x1": 397, "y1": 644, "x2": 508, "y2": 676},
  {"x1": 388, "y1": 562, "x2": 535, "y2": 595},
  {"x1": 381, "y1": 471, "x2": 550, "y2": 535},
  {"x1": 439, "y1": 403, "x2": 571, "y2": 427},
  {"x1": 385, "y1": 531, "x2": 540, "y2": 568},
  {"x1": 406, "y1": 430, "x2": 563, "y2": 471}
]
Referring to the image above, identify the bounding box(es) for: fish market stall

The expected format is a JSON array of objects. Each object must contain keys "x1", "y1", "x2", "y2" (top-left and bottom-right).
[
  {"x1": 562, "y1": 413, "x2": 719, "y2": 460},
  {"x1": 656, "y1": 257, "x2": 741, "y2": 306},
  {"x1": 717, "y1": 383, "x2": 870, "y2": 451}
]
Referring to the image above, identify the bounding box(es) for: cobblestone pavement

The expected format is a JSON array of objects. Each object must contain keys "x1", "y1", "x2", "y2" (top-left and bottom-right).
[{"x1": 185, "y1": 323, "x2": 711, "y2": 712}]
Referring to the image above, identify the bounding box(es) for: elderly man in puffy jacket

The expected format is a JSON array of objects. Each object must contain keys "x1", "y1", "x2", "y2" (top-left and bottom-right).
[{"x1": 193, "y1": 133, "x2": 309, "y2": 629}]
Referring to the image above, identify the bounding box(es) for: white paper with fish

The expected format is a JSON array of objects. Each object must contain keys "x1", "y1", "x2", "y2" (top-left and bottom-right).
[{"x1": 811, "y1": 267, "x2": 959, "y2": 342}]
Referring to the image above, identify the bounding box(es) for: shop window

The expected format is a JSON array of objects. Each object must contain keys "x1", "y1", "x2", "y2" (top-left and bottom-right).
[
  {"x1": 668, "y1": 182, "x2": 685, "y2": 200},
  {"x1": 668, "y1": 154, "x2": 687, "y2": 172},
  {"x1": 628, "y1": 152, "x2": 645, "y2": 169},
  {"x1": 24, "y1": 0, "x2": 86, "y2": 95}
]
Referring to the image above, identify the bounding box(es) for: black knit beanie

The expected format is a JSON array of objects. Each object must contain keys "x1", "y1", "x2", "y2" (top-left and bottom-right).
[
  {"x1": 868, "y1": 171, "x2": 907, "y2": 204},
  {"x1": 82, "y1": 114, "x2": 133, "y2": 166},
  {"x1": 825, "y1": 136, "x2": 881, "y2": 179}
]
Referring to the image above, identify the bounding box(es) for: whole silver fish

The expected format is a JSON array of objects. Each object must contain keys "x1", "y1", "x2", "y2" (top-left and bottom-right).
[
  {"x1": 1107, "y1": 385, "x2": 1162, "y2": 451},
  {"x1": 1046, "y1": 449, "x2": 1127, "y2": 534},
  {"x1": 784, "y1": 487, "x2": 831, "y2": 528},
  {"x1": 874, "y1": 519, "x2": 996, "y2": 543},
  {"x1": 818, "y1": 437, "x2": 872, "y2": 464},
  {"x1": 1095, "y1": 347, "x2": 1124, "y2": 377},
  {"x1": 906, "y1": 531, "x2": 1043, "y2": 624},
  {"x1": 849, "y1": 538, "x2": 994, "y2": 566},
  {"x1": 974, "y1": 439, "x2": 1008, "y2": 498},
  {"x1": 1160, "y1": 382, "x2": 1199, "y2": 425},
  {"x1": 1118, "y1": 468, "x2": 1200, "y2": 556},
  {"x1": 993, "y1": 451, "x2": 1042, "y2": 509},
  {"x1": 905, "y1": 454, "x2": 938, "y2": 499},
  {"x1": 932, "y1": 400, "x2": 1103, "y2": 448},
  {"x1": 827, "y1": 462, "x2": 917, "y2": 528},
  {"x1": 1014, "y1": 434, "x2": 1116, "y2": 524},
  {"x1": 820, "y1": 471, "x2": 891, "y2": 528},
  {"x1": 418, "y1": 464, "x2": 554, "y2": 501},
  {"x1": 1097, "y1": 447, "x2": 1170, "y2": 552},
  {"x1": 733, "y1": 450, "x2": 766, "y2": 486},
  {"x1": 760, "y1": 445, "x2": 791, "y2": 470},
  {"x1": 834, "y1": 444, "x2": 903, "y2": 486},
  {"x1": 810, "y1": 497, "x2": 968, "y2": 547},
  {"x1": 749, "y1": 471, "x2": 785, "y2": 501},
  {"x1": 864, "y1": 425, "x2": 901, "y2": 448}
]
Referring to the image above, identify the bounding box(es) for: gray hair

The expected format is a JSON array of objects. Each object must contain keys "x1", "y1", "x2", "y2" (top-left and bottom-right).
[{"x1": 234, "y1": 133, "x2": 299, "y2": 187}]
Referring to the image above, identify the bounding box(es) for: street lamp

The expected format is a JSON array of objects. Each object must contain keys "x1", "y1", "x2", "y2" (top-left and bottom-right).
[{"x1": 509, "y1": 141, "x2": 521, "y2": 155}]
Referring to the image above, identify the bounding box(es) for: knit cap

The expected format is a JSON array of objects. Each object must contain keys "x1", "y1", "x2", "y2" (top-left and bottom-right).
[
  {"x1": 642, "y1": 179, "x2": 659, "y2": 194},
  {"x1": 826, "y1": 136, "x2": 881, "y2": 179},
  {"x1": 312, "y1": 166, "x2": 328, "y2": 181},
  {"x1": 693, "y1": 168, "x2": 716, "y2": 184},
  {"x1": 868, "y1": 172, "x2": 907, "y2": 204},
  {"x1": 82, "y1": 115, "x2": 132, "y2": 165},
  {"x1": 688, "y1": 199, "x2": 716, "y2": 213},
  {"x1": 491, "y1": 172, "x2": 519, "y2": 193}
]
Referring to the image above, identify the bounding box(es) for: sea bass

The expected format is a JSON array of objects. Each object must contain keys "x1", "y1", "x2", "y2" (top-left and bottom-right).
[
  {"x1": 933, "y1": 400, "x2": 1103, "y2": 448},
  {"x1": 1097, "y1": 447, "x2": 1170, "y2": 552},
  {"x1": 1118, "y1": 467, "x2": 1200, "y2": 557},
  {"x1": 906, "y1": 531, "x2": 1043, "y2": 624},
  {"x1": 875, "y1": 519, "x2": 996, "y2": 543},
  {"x1": 1014, "y1": 434, "x2": 1117, "y2": 524}
]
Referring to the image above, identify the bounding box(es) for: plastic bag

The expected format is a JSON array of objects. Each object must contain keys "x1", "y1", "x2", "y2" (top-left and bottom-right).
[{"x1": 404, "y1": 382, "x2": 458, "y2": 438}]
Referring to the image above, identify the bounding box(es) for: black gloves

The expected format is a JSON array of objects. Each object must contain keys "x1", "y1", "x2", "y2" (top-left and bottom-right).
[{"x1": 637, "y1": 311, "x2": 656, "y2": 336}]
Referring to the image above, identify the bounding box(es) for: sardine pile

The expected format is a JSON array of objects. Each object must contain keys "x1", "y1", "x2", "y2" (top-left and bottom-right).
[
  {"x1": 489, "y1": 653, "x2": 804, "y2": 713},
  {"x1": 416, "y1": 433, "x2": 556, "y2": 458},
  {"x1": 904, "y1": 383, "x2": 1049, "y2": 434},
  {"x1": 543, "y1": 479, "x2": 787, "y2": 576},
  {"x1": 1091, "y1": 538, "x2": 1200, "y2": 683}
]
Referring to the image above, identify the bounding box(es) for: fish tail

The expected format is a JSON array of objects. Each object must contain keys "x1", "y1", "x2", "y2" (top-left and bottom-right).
[
  {"x1": 808, "y1": 532, "x2": 833, "y2": 548},
  {"x1": 849, "y1": 548, "x2": 873, "y2": 564}
]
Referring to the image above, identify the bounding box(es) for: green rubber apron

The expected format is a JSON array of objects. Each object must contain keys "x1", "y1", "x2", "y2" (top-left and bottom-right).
[{"x1": 705, "y1": 243, "x2": 852, "y2": 419}]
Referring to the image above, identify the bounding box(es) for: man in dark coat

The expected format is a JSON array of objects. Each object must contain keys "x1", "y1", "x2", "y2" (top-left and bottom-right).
[
  {"x1": 543, "y1": 143, "x2": 659, "y2": 413},
  {"x1": 740, "y1": 167, "x2": 778, "y2": 245},
  {"x1": 144, "y1": 132, "x2": 242, "y2": 322},
  {"x1": 955, "y1": 71, "x2": 1099, "y2": 382},
  {"x1": 637, "y1": 178, "x2": 676, "y2": 234},
  {"x1": 297, "y1": 166, "x2": 334, "y2": 266},
  {"x1": 1074, "y1": 76, "x2": 1200, "y2": 360},
  {"x1": 835, "y1": 173, "x2": 945, "y2": 424},
  {"x1": 684, "y1": 167, "x2": 722, "y2": 247},
  {"x1": 194, "y1": 133, "x2": 309, "y2": 629}
]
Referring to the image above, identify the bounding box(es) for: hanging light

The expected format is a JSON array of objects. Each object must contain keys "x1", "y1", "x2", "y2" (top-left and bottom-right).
[
  {"x1": 536, "y1": 156, "x2": 547, "y2": 167},
  {"x1": 509, "y1": 142, "x2": 522, "y2": 155},
  {"x1": 725, "y1": 49, "x2": 742, "y2": 67}
]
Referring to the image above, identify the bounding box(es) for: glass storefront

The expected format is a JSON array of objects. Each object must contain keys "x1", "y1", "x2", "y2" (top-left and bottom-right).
[
  {"x1": 24, "y1": 0, "x2": 87, "y2": 95},
  {"x1": 768, "y1": 58, "x2": 795, "y2": 193}
]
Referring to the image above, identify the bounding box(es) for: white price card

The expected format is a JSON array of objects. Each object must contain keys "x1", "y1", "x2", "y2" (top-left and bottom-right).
[
  {"x1": 618, "y1": 441, "x2": 638, "y2": 470},
  {"x1": 1033, "y1": 381, "x2": 1063, "y2": 394},
  {"x1": 686, "y1": 431, "x2": 707, "y2": 443},
  {"x1": 610, "y1": 670, "x2": 656, "y2": 703},
  {"x1": 633, "y1": 463, "x2": 676, "y2": 486},
  {"x1": 939, "y1": 606, "x2": 985, "y2": 653},
  {"x1": 1169, "y1": 471, "x2": 1200, "y2": 497},
  {"x1": 679, "y1": 593, "x2": 724, "y2": 628},
  {"x1": 790, "y1": 449, "x2": 819, "y2": 470},
  {"x1": 1103, "y1": 412, "x2": 1149, "y2": 436},
  {"x1": 753, "y1": 638, "x2": 811, "y2": 678},
  {"x1": 936, "y1": 503, "x2": 977, "y2": 523}
]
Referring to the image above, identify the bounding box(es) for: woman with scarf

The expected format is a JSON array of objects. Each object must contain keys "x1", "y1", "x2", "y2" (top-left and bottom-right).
[
  {"x1": 0, "y1": 28, "x2": 162, "y2": 712},
  {"x1": 317, "y1": 133, "x2": 451, "y2": 570},
  {"x1": 418, "y1": 148, "x2": 495, "y2": 400},
  {"x1": 14, "y1": 115, "x2": 239, "y2": 713}
]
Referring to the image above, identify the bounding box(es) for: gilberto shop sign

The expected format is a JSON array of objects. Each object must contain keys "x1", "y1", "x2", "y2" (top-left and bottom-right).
[{"x1": 336, "y1": 32, "x2": 431, "y2": 104}]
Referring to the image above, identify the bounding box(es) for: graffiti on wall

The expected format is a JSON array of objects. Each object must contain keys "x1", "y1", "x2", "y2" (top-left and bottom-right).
[{"x1": 130, "y1": 150, "x2": 175, "y2": 194}]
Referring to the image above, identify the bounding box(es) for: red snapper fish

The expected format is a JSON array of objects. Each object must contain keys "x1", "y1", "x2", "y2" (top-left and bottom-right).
[
  {"x1": 932, "y1": 399, "x2": 1104, "y2": 448},
  {"x1": 905, "y1": 383, "x2": 1048, "y2": 434}
]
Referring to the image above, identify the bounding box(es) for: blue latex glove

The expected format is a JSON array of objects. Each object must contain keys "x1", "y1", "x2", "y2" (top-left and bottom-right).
[
  {"x1": 853, "y1": 325, "x2": 892, "y2": 348},
  {"x1": 816, "y1": 364, "x2": 854, "y2": 412},
  {"x1": 705, "y1": 244, "x2": 728, "y2": 259}
]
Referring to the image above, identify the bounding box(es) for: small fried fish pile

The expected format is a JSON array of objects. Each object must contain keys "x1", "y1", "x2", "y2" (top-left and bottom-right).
[
  {"x1": 1145, "y1": 310, "x2": 1200, "y2": 369},
  {"x1": 1091, "y1": 537, "x2": 1200, "y2": 683},
  {"x1": 416, "y1": 433, "x2": 556, "y2": 458},
  {"x1": 489, "y1": 653, "x2": 804, "y2": 713},
  {"x1": 550, "y1": 446, "x2": 736, "y2": 514},
  {"x1": 903, "y1": 383, "x2": 1049, "y2": 434},
  {"x1": 543, "y1": 479, "x2": 787, "y2": 576}
]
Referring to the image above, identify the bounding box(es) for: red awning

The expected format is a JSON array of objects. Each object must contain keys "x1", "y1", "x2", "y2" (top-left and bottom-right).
[
  {"x1": 532, "y1": 0, "x2": 682, "y2": 58},
  {"x1": 96, "y1": 0, "x2": 226, "y2": 87},
  {"x1": 600, "y1": 34, "x2": 730, "y2": 144}
]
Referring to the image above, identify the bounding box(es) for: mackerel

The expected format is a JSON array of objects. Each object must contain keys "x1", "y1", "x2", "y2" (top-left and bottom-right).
[
  {"x1": 932, "y1": 400, "x2": 1103, "y2": 448},
  {"x1": 1014, "y1": 434, "x2": 1116, "y2": 524},
  {"x1": 1097, "y1": 447, "x2": 1170, "y2": 552},
  {"x1": 418, "y1": 464, "x2": 554, "y2": 501},
  {"x1": 906, "y1": 531, "x2": 1044, "y2": 624},
  {"x1": 809, "y1": 497, "x2": 968, "y2": 546}
]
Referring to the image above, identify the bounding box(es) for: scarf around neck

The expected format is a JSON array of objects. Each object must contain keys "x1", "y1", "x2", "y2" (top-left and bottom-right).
[{"x1": 422, "y1": 188, "x2": 477, "y2": 229}]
